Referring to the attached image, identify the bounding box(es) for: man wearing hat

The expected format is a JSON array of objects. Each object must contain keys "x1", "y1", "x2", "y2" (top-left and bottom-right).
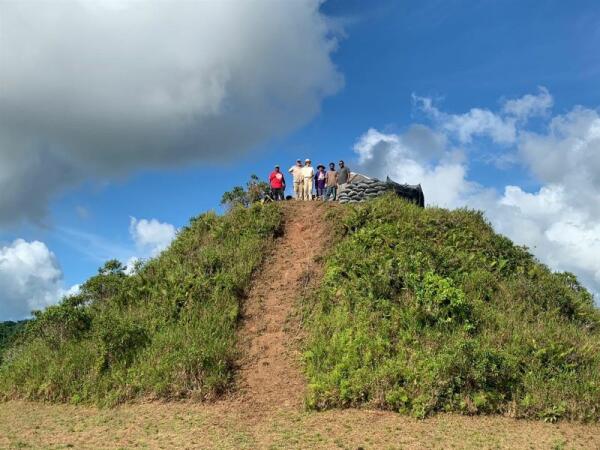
[
  {"x1": 301, "y1": 158, "x2": 315, "y2": 201},
  {"x1": 288, "y1": 159, "x2": 304, "y2": 200},
  {"x1": 269, "y1": 165, "x2": 285, "y2": 201}
]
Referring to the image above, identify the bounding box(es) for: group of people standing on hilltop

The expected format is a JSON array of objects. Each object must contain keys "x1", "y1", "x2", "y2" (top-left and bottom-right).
[{"x1": 268, "y1": 159, "x2": 350, "y2": 201}]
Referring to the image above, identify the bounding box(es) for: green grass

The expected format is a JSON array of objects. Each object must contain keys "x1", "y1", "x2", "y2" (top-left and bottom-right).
[
  {"x1": 303, "y1": 195, "x2": 600, "y2": 421},
  {"x1": 0, "y1": 203, "x2": 282, "y2": 405}
]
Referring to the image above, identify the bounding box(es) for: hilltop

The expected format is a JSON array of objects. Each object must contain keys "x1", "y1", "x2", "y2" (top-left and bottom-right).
[{"x1": 1, "y1": 196, "x2": 599, "y2": 427}]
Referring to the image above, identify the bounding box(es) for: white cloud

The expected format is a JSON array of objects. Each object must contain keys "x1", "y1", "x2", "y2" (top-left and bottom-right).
[
  {"x1": 519, "y1": 107, "x2": 600, "y2": 193},
  {"x1": 445, "y1": 109, "x2": 516, "y2": 144},
  {"x1": 413, "y1": 87, "x2": 553, "y2": 145},
  {"x1": 502, "y1": 86, "x2": 553, "y2": 119},
  {"x1": 482, "y1": 185, "x2": 600, "y2": 295},
  {"x1": 356, "y1": 89, "x2": 600, "y2": 299},
  {"x1": 0, "y1": 0, "x2": 342, "y2": 225},
  {"x1": 0, "y1": 215, "x2": 177, "y2": 320},
  {"x1": 129, "y1": 217, "x2": 177, "y2": 255},
  {"x1": 354, "y1": 127, "x2": 475, "y2": 208},
  {"x1": 0, "y1": 239, "x2": 65, "y2": 320},
  {"x1": 413, "y1": 94, "x2": 516, "y2": 144}
]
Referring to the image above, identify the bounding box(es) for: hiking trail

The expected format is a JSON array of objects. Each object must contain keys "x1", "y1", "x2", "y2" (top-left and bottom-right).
[{"x1": 235, "y1": 202, "x2": 333, "y2": 411}]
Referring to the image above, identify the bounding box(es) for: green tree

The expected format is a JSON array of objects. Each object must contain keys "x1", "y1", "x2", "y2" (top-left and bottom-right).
[
  {"x1": 72, "y1": 259, "x2": 127, "y2": 306},
  {"x1": 221, "y1": 174, "x2": 271, "y2": 209}
]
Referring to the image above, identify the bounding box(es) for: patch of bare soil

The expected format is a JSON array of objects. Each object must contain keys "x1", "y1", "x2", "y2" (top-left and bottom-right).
[{"x1": 234, "y1": 201, "x2": 333, "y2": 412}]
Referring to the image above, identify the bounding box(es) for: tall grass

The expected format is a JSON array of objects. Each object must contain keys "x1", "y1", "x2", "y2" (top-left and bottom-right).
[
  {"x1": 0, "y1": 203, "x2": 282, "y2": 405},
  {"x1": 0, "y1": 321, "x2": 27, "y2": 365},
  {"x1": 304, "y1": 195, "x2": 600, "y2": 421}
]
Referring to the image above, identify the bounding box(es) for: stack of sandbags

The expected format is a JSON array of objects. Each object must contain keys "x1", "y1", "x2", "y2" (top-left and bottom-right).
[
  {"x1": 337, "y1": 177, "x2": 389, "y2": 204},
  {"x1": 337, "y1": 174, "x2": 424, "y2": 207}
]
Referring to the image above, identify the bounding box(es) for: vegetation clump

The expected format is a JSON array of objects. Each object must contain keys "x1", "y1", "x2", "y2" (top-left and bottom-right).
[
  {"x1": 0, "y1": 204, "x2": 282, "y2": 405},
  {"x1": 304, "y1": 195, "x2": 600, "y2": 421},
  {"x1": 0, "y1": 321, "x2": 28, "y2": 365},
  {"x1": 220, "y1": 174, "x2": 272, "y2": 209}
]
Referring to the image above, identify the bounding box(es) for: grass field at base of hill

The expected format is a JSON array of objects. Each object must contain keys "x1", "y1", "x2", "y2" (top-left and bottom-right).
[{"x1": 2, "y1": 401, "x2": 600, "y2": 450}]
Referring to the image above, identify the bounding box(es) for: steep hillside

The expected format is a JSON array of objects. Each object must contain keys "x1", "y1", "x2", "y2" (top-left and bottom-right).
[
  {"x1": 304, "y1": 195, "x2": 600, "y2": 421},
  {"x1": 1, "y1": 196, "x2": 599, "y2": 424},
  {"x1": 0, "y1": 204, "x2": 282, "y2": 405}
]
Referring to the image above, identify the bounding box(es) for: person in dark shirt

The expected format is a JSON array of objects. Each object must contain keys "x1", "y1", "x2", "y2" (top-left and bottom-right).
[
  {"x1": 314, "y1": 164, "x2": 326, "y2": 199},
  {"x1": 338, "y1": 160, "x2": 350, "y2": 185}
]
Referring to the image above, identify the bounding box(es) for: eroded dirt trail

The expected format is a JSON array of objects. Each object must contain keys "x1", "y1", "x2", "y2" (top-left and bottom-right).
[{"x1": 235, "y1": 202, "x2": 332, "y2": 411}]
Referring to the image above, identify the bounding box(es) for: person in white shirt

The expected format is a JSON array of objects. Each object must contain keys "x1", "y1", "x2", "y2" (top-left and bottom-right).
[
  {"x1": 301, "y1": 158, "x2": 315, "y2": 201},
  {"x1": 288, "y1": 159, "x2": 304, "y2": 200}
]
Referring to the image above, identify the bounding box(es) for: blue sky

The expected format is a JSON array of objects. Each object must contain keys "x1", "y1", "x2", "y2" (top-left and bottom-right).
[{"x1": 1, "y1": 0, "x2": 600, "y2": 320}]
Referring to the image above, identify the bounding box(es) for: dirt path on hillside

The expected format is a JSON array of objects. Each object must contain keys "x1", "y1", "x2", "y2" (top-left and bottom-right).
[{"x1": 235, "y1": 202, "x2": 333, "y2": 411}]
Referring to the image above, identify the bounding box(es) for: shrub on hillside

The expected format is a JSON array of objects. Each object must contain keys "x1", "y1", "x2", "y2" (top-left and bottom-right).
[
  {"x1": 220, "y1": 174, "x2": 271, "y2": 209},
  {"x1": 303, "y1": 195, "x2": 600, "y2": 421},
  {"x1": 0, "y1": 203, "x2": 282, "y2": 405},
  {"x1": 0, "y1": 321, "x2": 28, "y2": 365}
]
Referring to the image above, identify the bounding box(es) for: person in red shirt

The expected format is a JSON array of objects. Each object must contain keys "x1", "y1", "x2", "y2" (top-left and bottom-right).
[{"x1": 269, "y1": 165, "x2": 286, "y2": 201}]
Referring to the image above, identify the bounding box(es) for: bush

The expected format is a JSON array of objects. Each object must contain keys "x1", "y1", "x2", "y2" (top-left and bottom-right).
[
  {"x1": 0, "y1": 321, "x2": 28, "y2": 365},
  {"x1": 303, "y1": 195, "x2": 600, "y2": 420},
  {"x1": 414, "y1": 272, "x2": 472, "y2": 329},
  {"x1": 26, "y1": 300, "x2": 92, "y2": 347},
  {"x1": 220, "y1": 174, "x2": 271, "y2": 208}
]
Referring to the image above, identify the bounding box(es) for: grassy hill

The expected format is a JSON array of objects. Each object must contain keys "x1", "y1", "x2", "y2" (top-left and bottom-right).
[
  {"x1": 0, "y1": 204, "x2": 282, "y2": 405},
  {"x1": 1, "y1": 195, "x2": 599, "y2": 422},
  {"x1": 303, "y1": 196, "x2": 600, "y2": 421}
]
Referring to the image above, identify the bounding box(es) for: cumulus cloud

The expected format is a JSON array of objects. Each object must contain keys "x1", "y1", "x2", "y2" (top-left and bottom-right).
[
  {"x1": 0, "y1": 0, "x2": 342, "y2": 225},
  {"x1": 413, "y1": 94, "x2": 516, "y2": 144},
  {"x1": 502, "y1": 86, "x2": 553, "y2": 119},
  {"x1": 413, "y1": 86, "x2": 553, "y2": 145},
  {"x1": 0, "y1": 239, "x2": 66, "y2": 320},
  {"x1": 129, "y1": 217, "x2": 177, "y2": 255},
  {"x1": 519, "y1": 107, "x2": 600, "y2": 192},
  {"x1": 355, "y1": 89, "x2": 600, "y2": 298},
  {"x1": 354, "y1": 127, "x2": 474, "y2": 208},
  {"x1": 482, "y1": 185, "x2": 600, "y2": 295},
  {"x1": 0, "y1": 215, "x2": 177, "y2": 320}
]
